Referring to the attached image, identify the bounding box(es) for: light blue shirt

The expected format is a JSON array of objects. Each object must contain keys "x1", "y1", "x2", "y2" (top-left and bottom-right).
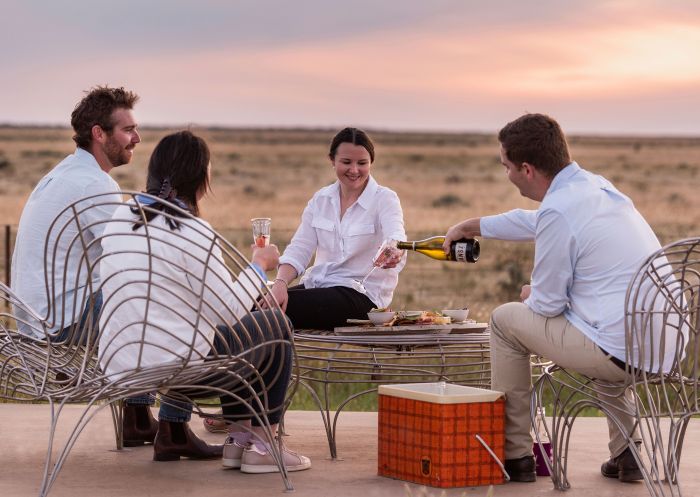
[
  {"x1": 481, "y1": 162, "x2": 661, "y2": 362},
  {"x1": 11, "y1": 148, "x2": 121, "y2": 335}
]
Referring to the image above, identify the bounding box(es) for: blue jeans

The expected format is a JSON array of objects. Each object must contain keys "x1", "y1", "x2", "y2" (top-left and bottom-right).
[
  {"x1": 159, "y1": 310, "x2": 293, "y2": 425},
  {"x1": 55, "y1": 290, "x2": 104, "y2": 344}
]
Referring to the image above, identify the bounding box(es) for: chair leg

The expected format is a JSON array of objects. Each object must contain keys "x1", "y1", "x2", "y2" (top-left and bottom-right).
[
  {"x1": 637, "y1": 413, "x2": 687, "y2": 497},
  {"x1": 39, "y1": 398, "x2": 110, "y2": 496},
  {"x1": 531, "y1": 372, "x2": 578, "y2": 490},
  {"x1": 109, "y1": 399, "x2": 125, "y2": 450},
  {"x1": 38, "y1": 399, "x2": 61, "y2": 497}
]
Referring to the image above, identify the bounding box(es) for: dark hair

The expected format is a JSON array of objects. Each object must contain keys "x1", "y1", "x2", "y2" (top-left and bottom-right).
[
  {"x1": 132, "y1": 130, "x2": 211, "y2": 231},
  {"x1": 329, "y1": 127, "x2": 375, "y2": 162},
  {"x1": 498, "y1": 113, "x2": 571, "y2": 178},
  {"x1": 71, "y1": 86, "x2": 139, "y2": 149}
]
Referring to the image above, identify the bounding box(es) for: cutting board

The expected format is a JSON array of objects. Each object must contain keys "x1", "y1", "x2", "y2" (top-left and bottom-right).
[{"x1": 334, "y1": 321, "x2": 488, "y2": 336}]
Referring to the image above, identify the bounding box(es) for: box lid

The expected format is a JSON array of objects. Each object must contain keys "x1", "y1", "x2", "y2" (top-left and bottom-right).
[{"x1": 378, "y1": 382, "x2": 504, "y2": 404}]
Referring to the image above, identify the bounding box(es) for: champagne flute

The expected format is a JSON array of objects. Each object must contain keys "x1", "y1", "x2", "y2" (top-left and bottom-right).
[
  {"x1": 355, "y1": 239, "x2": 398, "y2": 292},
  {"x1": 251, "y1": 218, "x2": 271, "y2": 247},
  {"x1": 251, "y1": 218, "x2": 274, "y2": 286}
]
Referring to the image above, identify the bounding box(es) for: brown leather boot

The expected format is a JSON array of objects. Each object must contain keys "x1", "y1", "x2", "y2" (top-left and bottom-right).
[
  {"x1": 122, "y1": 404, "x2": 159, "y2": 447},
  {"x1": 153, "y1": 420, "x2": 224, "y2": 461}
]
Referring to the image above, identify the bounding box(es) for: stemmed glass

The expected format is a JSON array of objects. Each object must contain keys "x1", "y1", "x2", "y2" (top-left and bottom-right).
[
  {"x1": 251, "y1": 218, "x2": 271, "y2": 247},
  {"x1": 251, "y1": 218, "x2": 274, "y2": 286},
  {"x1": 354, "y1": 239, "x2": 399, "y2": 292}
]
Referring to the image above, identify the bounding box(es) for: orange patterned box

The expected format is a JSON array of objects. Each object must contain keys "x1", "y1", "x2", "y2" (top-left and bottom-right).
[{"x1": 378, "y1": 383, "x2": 505, "y2": 488}]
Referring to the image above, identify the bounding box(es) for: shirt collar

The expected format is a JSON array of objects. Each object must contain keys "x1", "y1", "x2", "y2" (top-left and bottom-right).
[
  {"x1": 74, "y1": 147, "x2": 103, "y2": 171},
  {"x1": 546, "y1": 161, "x2": 580, "y2": 195},
  {"x1": 356, "y1": 175, "x2": 379, "y2": 209},
  {"x1": 321, "y1": 175, "x2": 379, "y2": 210}
]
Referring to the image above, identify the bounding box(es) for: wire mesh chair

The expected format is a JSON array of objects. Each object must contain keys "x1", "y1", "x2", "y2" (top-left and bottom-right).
[
  {"x1": 0, "y1": 192, "x2": 298, "y2": 496},
  {"x1": 531, "y1": 237, "x2": 699, "y2": 496}
]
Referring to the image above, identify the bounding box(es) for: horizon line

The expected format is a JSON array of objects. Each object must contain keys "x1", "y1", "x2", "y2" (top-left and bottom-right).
[{"x1": 1, "y1": 122, "x2": 699, "y2": 141}]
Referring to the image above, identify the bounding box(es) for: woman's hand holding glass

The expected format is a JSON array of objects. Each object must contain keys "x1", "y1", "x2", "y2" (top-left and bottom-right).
[
  {"x1": 261, "y1": 263, "x2": 296, "y2": 312},
  {"x1": 251, "y1": 244, "x2": 280, "y2": 273},
  {"x1": 374, "y1": 240, "x2": 403, "y2": 269},
  {"x1": 355, "y1": 239, "x2": 403, "y2": 292}
]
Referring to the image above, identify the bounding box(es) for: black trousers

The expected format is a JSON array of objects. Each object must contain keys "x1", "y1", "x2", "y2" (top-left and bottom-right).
[
  {"x1": 285, "y1": 284, "x2": 377, "y2": 331},
  {"x1": 161, "y1": 310, "x2": 292, "y2": 426}
]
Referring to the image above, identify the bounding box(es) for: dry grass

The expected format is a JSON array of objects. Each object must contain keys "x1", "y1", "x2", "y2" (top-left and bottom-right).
[{"x1": 2, "y1": 126, "x2": 699, "y2": 322}]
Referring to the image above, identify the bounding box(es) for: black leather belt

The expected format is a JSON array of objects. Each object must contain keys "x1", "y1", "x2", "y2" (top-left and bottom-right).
[{"x1": 600, "y1": 347, "x2": 628, "y2": 371}]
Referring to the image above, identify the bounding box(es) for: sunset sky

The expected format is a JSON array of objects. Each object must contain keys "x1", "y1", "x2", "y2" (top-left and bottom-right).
[{"x1": 3, "y1": 0, "x2": 700, "y2": 135}]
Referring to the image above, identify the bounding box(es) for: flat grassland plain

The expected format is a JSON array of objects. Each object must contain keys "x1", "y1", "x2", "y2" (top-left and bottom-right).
[{"x1": 1, "y1": 126, "x2": 699, "y2": 323}]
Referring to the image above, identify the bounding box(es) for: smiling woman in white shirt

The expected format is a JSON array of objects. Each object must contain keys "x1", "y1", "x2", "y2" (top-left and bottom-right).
[{"x1": 268, "y1": 127, "x2": 407, "y2": 330}]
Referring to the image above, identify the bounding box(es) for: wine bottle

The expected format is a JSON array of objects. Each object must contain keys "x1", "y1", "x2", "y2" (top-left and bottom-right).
[{"x1": 396, "y1": 236, "x2": 480, "y2": 263}]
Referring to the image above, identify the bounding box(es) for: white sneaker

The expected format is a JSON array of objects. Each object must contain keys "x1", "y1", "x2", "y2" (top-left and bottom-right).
[
  {"x1": 240, "y1": 442, "x2": 311, "y2": 474},
  {"x1": 222, "y1": 437, "x2": 247, "y2": 469}
]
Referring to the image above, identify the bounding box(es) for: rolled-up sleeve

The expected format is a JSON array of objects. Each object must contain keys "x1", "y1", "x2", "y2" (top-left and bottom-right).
[
  {"x1": 481, "y1": 209, "x2": 537, "y2": 241},
  {"x1": 524, "y1": 208, "x2": 575, "y2": 317},
  {"x1": 279, "y1": 198, "x2": 318, "y2": 277},
  {"x1": 378, "y1": 190, "x2": 406, "y2": 242},
  {"x1": 378, "y1": 189, "x2": 407, "y2": 271}
]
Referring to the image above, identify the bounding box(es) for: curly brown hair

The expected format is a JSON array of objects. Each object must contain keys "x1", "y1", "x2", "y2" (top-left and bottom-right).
[{"x1": 70, "y1": 86, "x2": 139, "y2": 149}]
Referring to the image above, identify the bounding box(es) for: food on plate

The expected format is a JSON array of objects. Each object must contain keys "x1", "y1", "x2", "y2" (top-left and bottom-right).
[
  {"x1": 394, "y1": 310, "x2": 451, "y2": 326},
  {"x1": 369, "y1": 307, "x2": 392, "y2": 313}
]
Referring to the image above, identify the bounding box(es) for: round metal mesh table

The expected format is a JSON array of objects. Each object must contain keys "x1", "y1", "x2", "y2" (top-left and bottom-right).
[{"x1": 293, "y1": 329, "x2": 491, "y2": 459}]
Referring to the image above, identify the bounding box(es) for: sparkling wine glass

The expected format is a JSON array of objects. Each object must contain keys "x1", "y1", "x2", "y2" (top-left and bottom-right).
[
  {"x1": 251, "y1": 217, "x2": 275, "y2": 286},
  {"x1": 354, "y1": 239, "x2": 398, "y2": 292},
  {"x1": 251, "y1": 218, "x2": 271, "y2": 248}
]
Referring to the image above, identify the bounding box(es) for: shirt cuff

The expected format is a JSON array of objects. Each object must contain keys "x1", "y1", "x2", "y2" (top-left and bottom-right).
[{"x1": 249, "y1": 262, "x2": 267, "y2": 283}]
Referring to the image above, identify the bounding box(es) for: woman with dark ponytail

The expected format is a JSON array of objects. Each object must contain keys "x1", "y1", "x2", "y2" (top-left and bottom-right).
[{"x1": 98, "y1": 130, "x2": 310, "y2": 473}]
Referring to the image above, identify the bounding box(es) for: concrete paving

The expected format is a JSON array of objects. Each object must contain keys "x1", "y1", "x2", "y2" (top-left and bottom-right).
[{"x1": 0, "y1": 404, "x2": 698, "y2": 497}]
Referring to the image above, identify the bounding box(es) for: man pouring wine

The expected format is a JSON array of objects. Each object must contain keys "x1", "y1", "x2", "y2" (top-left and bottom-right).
[{"x1": 443, "y1": 113, "x2": 661, "y2": 484}]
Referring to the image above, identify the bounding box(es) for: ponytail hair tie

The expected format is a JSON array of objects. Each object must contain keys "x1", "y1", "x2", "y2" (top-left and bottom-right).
[{"x1": 158, "y1": 177, "x2": 178, "y2": 201}]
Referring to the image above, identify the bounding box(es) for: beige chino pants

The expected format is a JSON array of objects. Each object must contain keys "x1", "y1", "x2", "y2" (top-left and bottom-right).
[{"x1": 489, "y1": 302, "x2": 639, "y2": 460}]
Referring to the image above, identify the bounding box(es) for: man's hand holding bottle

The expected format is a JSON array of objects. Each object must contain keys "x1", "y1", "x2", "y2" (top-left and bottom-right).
[{"x1": 443, "y1": 217, "x2": 482, "y2": 255}]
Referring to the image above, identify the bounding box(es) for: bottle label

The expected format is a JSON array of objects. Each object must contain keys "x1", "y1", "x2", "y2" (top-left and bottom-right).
[{"x1": 454, "y1": 242, "x2": 469, "y2": 262}]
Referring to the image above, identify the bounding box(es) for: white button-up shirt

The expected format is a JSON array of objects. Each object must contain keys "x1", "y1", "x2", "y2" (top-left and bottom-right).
[
  {"x1": 481, "y1": 162, "x2": 670, "y2": 370},
  {"x1": 11, "y1": 148, "x2": 121, "y2": 336},
  {"x1": 279, "y1": 176, "x2": 406, "y2": 309},
  {"x1": 98, "y1": 204, "x2": 263, "y2": 377}
]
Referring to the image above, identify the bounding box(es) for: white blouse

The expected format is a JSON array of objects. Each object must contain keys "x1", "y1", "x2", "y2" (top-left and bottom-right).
[
  {"x1": 98, "y1": 204, "x2": 264, "y2": 377},
  {"x1": 279, "y1": 176, "x2": 406, "y2": 308}
]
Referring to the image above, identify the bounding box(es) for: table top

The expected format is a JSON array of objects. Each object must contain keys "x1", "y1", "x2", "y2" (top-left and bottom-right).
[
  {"x1": 333, "y1": 321, "x2": 488, "y2": 336},
  {"x1": 295, "y1": 326, "x2": 490, "y2": 346}
]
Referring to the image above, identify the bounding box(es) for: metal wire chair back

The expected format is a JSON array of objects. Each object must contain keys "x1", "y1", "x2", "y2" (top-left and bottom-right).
[
  {"x1": 623, "y1": 237, "x2": 699, "y2": 496},
  {"x1": 531, "y1": 237, "x2": 700, "y2": 497},
  {"x1": 0, "y1": 191, "x2": 298, "y2": 495}
]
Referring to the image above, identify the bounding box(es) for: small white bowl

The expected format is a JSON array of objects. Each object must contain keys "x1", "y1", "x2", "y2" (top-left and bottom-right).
[
  {"x1": 368, "y1": 311, "x2": 396, "y2": 325},
  {"x1": 442, "y1": 309, "x2": 469, "y2": 323}
]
